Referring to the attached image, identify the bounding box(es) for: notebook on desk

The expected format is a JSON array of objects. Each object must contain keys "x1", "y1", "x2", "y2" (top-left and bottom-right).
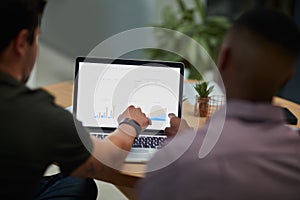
[{"x1": 73, "y1": 57, "x2": 184, "y2": 162}]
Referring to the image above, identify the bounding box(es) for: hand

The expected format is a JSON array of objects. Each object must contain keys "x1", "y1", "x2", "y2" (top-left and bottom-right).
[
  {"x1": 164, "y1": 113, "x2": 191, "y2": 137},
  {"x1": 118, "y1": 106, "x2": 151, "y2": 130}
]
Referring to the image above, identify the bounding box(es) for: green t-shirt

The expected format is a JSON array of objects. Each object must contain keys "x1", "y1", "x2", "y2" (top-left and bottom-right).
[{"x1": 0, "y1": 73, "x2": 93, "y2": 199}]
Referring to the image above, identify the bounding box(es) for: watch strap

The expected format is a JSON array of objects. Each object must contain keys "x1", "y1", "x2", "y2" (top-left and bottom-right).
[{"x1": 119, "y1": 118, "x2": 142, "y2": 137}]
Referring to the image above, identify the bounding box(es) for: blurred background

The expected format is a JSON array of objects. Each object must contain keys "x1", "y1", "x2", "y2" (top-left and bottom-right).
[{"x1": 29, "y1": 0, "x2": 300, "y2": 100}]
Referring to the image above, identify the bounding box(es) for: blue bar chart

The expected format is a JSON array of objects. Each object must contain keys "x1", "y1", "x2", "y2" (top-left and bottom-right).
[
  {"x1": 94, "y1": 107, "x2": 114, "y2": 119},
  {"x1": 149, "y1": 107, "x2": 167, "y2": 122}
]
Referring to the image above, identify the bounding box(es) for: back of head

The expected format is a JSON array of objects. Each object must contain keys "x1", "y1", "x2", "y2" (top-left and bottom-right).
[
  {"x1": 0, "y1": 0, "x2": 47, "y2": 54},
  {"x1": 221, "y1": 9, "x2": 300, "y2": 102},
  {"x1": 234, "y1": 8, "x2": 300, "y2": 56}
]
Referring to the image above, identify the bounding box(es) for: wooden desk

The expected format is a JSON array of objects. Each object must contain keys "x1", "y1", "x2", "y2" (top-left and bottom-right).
[{"x1": 43, "y1": 81, "x2": 300, "y2": 199}]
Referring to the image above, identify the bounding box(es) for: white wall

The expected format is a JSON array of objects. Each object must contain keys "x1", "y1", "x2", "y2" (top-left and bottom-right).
[
  {"x1": 31, "y1": 0, "x2": 160, "y2": 87},
  {"x1": 40, "y1": 0, "x2": 157, "y2": 58},
  {"x1": 31, "y1": 0, "x2": 205, "y2": 87}
]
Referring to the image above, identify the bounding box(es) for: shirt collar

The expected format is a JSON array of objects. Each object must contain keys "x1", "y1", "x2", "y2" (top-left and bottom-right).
[
  {"x1": 0, "y1": 72, "x2": 23, "y2": 87},
  {"x1": 225, "y1": 100, "x2": 286, "y2": 123}
]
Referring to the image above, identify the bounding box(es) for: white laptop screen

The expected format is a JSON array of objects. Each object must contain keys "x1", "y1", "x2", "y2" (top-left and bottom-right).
[{"x1": 74, "y1": 58, "x2": 183, "y2": 133}]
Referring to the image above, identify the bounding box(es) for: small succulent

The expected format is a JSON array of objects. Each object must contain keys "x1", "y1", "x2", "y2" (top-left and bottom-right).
[{"x1": 194, "y1": 81, "x2": 214, "y2": 98}]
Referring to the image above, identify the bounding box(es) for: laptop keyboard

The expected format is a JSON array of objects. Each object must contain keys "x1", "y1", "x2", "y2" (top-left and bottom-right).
[
  {"x1": 91, "y1": 133, "x2": 108, "y2": 140},
  {"x1": 132, "y1": 136, "x2": 166, "y2": 149},
  {"x1": 91, "y1": 133, "x2": 167, "y2": 149}
]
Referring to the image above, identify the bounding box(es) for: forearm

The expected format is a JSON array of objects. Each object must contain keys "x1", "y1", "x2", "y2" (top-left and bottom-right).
[
  {"x1": 106, "y1": 124, "x2": 136, "y2": 152},
  {"x1": 92, "y1": 165, "x2": 140, "y2": 188},
  {"x1": 72, "y1": 126, "x2": 136, "y2": 180},
  {"x1": 92, "y1": 125, "x2": 136, "y2": 170},
  {"x1": 71, "y1": 148, "x2": 139, "y2": 188},
  {"x1": 71, "y1": 105, "x2": 150, "y2": 184}
]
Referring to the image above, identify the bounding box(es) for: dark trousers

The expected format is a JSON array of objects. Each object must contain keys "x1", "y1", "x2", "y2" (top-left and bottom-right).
[{"x1": 34, "y1": 173, "x2": 98, "y2": 200}]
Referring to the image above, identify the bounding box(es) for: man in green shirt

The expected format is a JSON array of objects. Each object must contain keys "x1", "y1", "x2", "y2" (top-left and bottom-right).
[{"x1": 0, "y1": 0, "x2": 151, "y2": 199}]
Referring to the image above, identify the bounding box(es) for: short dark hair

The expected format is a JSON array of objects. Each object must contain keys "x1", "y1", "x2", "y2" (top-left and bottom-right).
[
  {"x1": 232, "y1": 9, "x2": 300, "y2": 55},
  {"x1": 0, "y1": 0, "x2": 47, "y2": 53}
]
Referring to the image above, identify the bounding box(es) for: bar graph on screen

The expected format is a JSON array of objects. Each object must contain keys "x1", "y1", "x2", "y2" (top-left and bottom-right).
[
  {"x1": 149, "y1": 107, "x2": 167, "y2": 122},
  {"x1": 94, "y1": 106, "x2": 115, "y2": 119}
]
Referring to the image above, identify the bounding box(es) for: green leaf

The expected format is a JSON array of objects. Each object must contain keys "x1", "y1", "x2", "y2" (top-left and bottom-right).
[
  {"x1": 208, "y1": 86, "x2": 214, "y2": 94},
  {"x1": 185, "y1": 9, "x2": 196, "y2": 22},
  {"x1": 207, "y1": 16, "x2": 231, "y2": 29},
  {"x1": 194, "y1": 81, "x2": 214, "y2": 97},
  {"x1": 177, "y1": 23, "x2": 195, "y2": 35},
  {"x1": 161, "y1": 6, "x2": 178, "y2": 29},
  {"x1": 194, "y1": 0, "x2": 206, "y2": 22},
  {"x1": 197, "y1": 36, "x2": 210, "y2": 53},
  {"x1": 189, "y1": 66, "x2": 203, "y2": 80},
  {"x1": 177, "y1": 0, "x2": 187, "y2": 13},
  {"x1": 147, "y1": 0, "x2": 231, "y2": 79}
]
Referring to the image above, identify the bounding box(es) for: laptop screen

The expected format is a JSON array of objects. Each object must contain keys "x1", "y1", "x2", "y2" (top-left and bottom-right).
[{"x1": 74, "y1": 57, "x2": 184, "y2": 134}]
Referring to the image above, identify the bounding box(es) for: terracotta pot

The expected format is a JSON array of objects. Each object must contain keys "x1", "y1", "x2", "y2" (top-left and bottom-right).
[{"x1": 198, "y1": 97, "x2": 210, "y2": 117}]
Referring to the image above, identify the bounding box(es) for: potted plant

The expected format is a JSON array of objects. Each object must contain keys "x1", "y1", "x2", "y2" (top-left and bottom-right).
[
  {"x1": 147, "y1": 0, "x2": 231, "y2": 80},
  {"x1": 194, "y1": 81, "x2": 214, "y2": 117}
]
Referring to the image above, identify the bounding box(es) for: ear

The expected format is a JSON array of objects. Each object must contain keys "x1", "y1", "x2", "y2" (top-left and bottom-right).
[
  {"x1": 13, "y1": 29, "x2": 31, "y2": 56},
  {"x1": 217, "y1": 46, "x2": 230, "y2": 71}
]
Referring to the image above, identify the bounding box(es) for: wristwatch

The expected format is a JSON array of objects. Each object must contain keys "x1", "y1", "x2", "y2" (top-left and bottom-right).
[{"x1": 119, "y1": 118, "x2": 142, "y2": 137}]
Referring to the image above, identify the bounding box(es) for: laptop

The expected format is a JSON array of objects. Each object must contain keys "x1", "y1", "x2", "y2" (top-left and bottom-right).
[{"x1": 73, "y1": 57, "x2": 184, "y2": 162}]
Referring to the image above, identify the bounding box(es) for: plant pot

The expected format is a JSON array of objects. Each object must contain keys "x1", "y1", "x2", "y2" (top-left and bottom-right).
[{"x1": 198, "y1": 97, "x2": 210, "y2": 118}]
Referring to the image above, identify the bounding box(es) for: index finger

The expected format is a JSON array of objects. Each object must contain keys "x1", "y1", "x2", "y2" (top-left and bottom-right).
[
  {"x1": 147, "y1": 117, "x2": 152, "y2": 126},
  {"x1": 168, "y1": 113, "x2": 177, "y2": 119},
  {"x1": 170, "y1": 116, "x2": 181, "y2": 127}
]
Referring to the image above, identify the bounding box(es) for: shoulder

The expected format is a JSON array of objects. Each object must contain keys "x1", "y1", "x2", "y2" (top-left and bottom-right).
[
  {"x1": 2, "y1": 83, "x2": 56, "y2": 111},
  {"x1": 12, "y1": 87, "x2": 76, "y2": 130},
  {"x1": 18, "y1": 87, "x2": 55, "y2": 107}
]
